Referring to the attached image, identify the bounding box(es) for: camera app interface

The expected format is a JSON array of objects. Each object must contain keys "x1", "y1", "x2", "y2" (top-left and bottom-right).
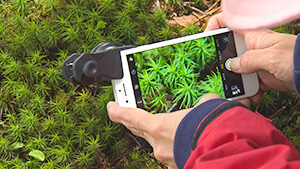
[{"x1": 127, "y1": 32, "x2": 245, "y2": 112}]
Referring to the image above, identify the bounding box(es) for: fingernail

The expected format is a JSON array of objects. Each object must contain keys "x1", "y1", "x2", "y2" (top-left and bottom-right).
[{"x1": 230, "y1": 57, "x2": 240, "y2": 71}]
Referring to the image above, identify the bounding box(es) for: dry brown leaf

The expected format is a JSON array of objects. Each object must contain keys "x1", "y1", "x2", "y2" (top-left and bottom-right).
[{"x1": 168, "y1": 14, "x2": 198, "y2": 27}]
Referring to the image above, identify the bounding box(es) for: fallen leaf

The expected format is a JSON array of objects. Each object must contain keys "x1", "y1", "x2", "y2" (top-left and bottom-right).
[
  {"x1": 29, "y1": 150, "x2": 45, "y2": 161},
  {"x1": 168, "y1": 14, "x2": 198, "y2": 27},
  {"x1": 11, "y1": 142, "x2": 24, "y2": 150}
]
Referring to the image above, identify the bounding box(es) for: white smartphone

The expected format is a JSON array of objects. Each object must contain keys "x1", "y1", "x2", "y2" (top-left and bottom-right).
[{"x1": 112, "y1": 28, "x2": 259, "y2": 110}]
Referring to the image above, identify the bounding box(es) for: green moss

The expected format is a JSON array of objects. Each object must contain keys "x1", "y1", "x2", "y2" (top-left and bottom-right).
[
  {"x1": 0, "y1": 0, "x2": 299, "y2": 168},
  {"x1": 0, "y1": 0, "x2": 170, "y2": 167}
]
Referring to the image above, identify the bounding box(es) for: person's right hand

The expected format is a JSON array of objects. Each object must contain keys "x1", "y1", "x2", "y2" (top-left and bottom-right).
[{"x1": 206, "y1": 13, "x2": 297, "y2": 103}]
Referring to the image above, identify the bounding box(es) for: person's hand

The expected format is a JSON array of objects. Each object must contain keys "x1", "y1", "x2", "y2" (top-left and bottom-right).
[
  {"x1": 206, "y1": 13, "x2": 296, "y2": 103},
  {"x1": 107, "y1": 93, "x2": 221, "y2": 168}
]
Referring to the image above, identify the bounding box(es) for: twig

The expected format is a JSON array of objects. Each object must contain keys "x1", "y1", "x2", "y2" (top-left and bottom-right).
[
  {"x1": 269, "y1": 105, "x2": 288, "y2": 119},
  {"x1": 126, "y1": 133, "x2": 167, "y2": 168},
  {"x1": 126, "y1": 133, "x2": 142, "y2": 148},
  {"x1": 193, "y1": 6, "x2": 221, "y2": 21},
  {"x1": 84, "y1": 86, "x2": 89, "y2": 92},
  {"x1": 207, "y1": 6, "x2": 221, "y2": 15},
  {"x1": 9, "y1": 101, "x2": 16, "y2": 104},
  {"x1": 0, "y1": 108, "x2": 3, "y2": 119},
  {"x1": 183, "y1": 3, "x2": 207, "y2": 15},
  {"x1": 188, "y1": 0, "x2": 221, "y2": 23},
  {"x1": 74, "y1": 84, "x2": 80, "y2": 91},
  {"x1": 255, "y1": 103, "x2": 260, "y2": 112},
  {"x1": 206, "y1": 0, "x2": 221, "y2": 12},
  {"x1": 167, "y1": 102, "x2": 178, "y2": 113}
]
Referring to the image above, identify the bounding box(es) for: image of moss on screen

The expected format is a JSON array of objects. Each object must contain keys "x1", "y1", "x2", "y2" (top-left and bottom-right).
[{"x1": 134, "y1": 36, "x2": 225, "y2": 112}]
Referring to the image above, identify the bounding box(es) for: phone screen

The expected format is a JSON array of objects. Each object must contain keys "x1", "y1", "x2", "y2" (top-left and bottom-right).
[{"x1": 126, "y1": 31, "x2": 245, "y2": 112}]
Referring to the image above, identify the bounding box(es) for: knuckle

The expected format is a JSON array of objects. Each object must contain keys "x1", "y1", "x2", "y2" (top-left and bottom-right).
[
  {"x1": 121, "y1": 109, "x2": 134, "y2": 127},
  {"x1": 241, "y1": 53, "x2": 252, "y2": 70},
  {"x1": 264, "y1": 49, "x2": 276, "y2": 71},
  {"x1": 123, "y1": 109, "x2": 149, "y2": 130}
]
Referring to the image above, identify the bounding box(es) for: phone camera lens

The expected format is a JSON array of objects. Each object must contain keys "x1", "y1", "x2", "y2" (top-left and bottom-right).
[{"x1": 83, "y1": 60, "x2": 100, "y2": 77}]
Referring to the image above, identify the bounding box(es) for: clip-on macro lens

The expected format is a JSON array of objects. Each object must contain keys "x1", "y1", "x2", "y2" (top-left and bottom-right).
[{"x1": 62, "y1": 42, "x2": 134, "y2": 86}]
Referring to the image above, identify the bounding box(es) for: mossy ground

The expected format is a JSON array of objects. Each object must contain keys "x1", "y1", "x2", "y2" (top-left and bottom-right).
[{"x1": 0, "y1": 0, "x2": 299, "y2": 168}]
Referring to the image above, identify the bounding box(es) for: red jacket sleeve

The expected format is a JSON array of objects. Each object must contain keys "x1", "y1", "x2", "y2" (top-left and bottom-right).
[{"x1": 174, "y1": 100, "x2": 300, "y2": 169}]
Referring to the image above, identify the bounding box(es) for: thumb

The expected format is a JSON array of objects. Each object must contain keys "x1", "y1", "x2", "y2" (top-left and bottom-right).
[
  {"x1": 107, "y1": 101, "x2": 152, "y2": 131},
  {"x1": 230, "y1": 50, "x2": 267, "y2": 74}
]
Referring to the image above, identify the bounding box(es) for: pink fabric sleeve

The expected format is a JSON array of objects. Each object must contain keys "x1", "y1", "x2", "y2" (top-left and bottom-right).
[
  {"x1": 184, "y1": 106, "x2": 300, "y2": 168},
  {"x1": 221, "y1": 0, "x2": 300, "y2": 30}
]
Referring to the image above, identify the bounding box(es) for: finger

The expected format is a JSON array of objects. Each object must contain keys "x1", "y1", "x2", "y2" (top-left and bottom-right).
[
  {"x1": 205, "y1": 13, "x2": 226, "y2": 32},
  {"x1": 236, "y1": 98, "x2": 251, "y2": 107},
  {"x1": 195, "y1": 93, "x2": 221, "y2": 106},
  {"x1": 230, "y1": 49, "x2": 270, "y2": 74},
  {"x1": 250, "y1": 88, "x2": 264, "y2": 104},
  {"x1": 257, "y1": 71, "x2": 295, "y2": 91},
  {"x1": 237, "y1": 29, "x2": 277, "y2": 50},
  {"x1": 107, "y1": 101, "x2": 153, "y2": 132}
]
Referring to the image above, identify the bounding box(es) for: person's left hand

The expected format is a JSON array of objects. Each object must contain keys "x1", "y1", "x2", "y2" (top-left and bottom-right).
[{"x1": 107, "y1": 93, "x2": 222, "y2": 168}]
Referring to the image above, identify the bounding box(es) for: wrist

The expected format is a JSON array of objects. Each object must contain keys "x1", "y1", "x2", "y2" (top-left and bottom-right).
[
  {"x1": 173, "y1": 98, "x2": 227, "y2": 169},
  {"x1": 293, "y1": 33, "x2": 300, "y2": 96}
]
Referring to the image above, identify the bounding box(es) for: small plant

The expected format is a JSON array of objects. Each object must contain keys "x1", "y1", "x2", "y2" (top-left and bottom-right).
[
  {"x1": 0, "y1": 136, "x2": 11, "y2": 157},
  {"x1": 198, "y1": 70, "x2": 225, "y2": 98},
  {"x1": 6, "y1": 123, "x2": 25, "y2": 142},
  {"x1": 75, "y1": 150, "x2": 93, "y2": 166},
  {"x1": 19, "y1": 108, "x2": 40, "y2": 133},
  {"x1": 139, "y1": 70, "x2": 162, "y2": 97},
  {"x1": 149, "y1": 92, "x2": 172, "y2": 112},
  {"x1": 192, "y1": 36, "x2": 217, "y2": 71},
  {"x1": 84, "y1": 134, "x2": 104, "y2": 153},
  {"x1": 173, "y1": 80, "x2": 202, "y2": 108},
  {"x1": 47, "y1": 145, "x2": 71, "y2": 163},
  {"x1": 161, "y1": 61, "x2": 181, "y2": 90}
]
